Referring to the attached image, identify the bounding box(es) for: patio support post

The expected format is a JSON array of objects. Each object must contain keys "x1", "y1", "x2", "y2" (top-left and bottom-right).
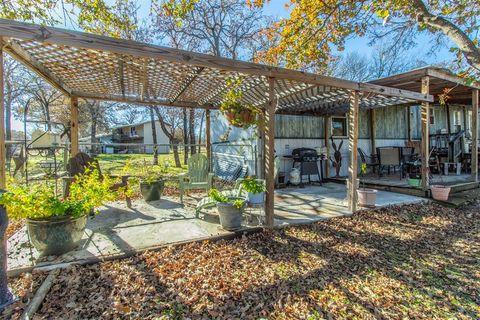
[
  {"x1": 407, "y1": 106, "x2": 412, "y2": 141},
  {"x1": 70, "y1": 96, "x2": 79, "y2": 158},
  {"x1": 265, "y1": 77, "x2": 277, "y2": 227},
  {"x1": 472, "y1": 89, "x2": 479, "y2": 181},
  {"x1": 421, "y1": 76, "x2": 430, "y2": 191},
  {"x1": 347, "y1": 91, "x2": 360, "y2": 212},
  {"x1": 0, "y1": 45, "x2": 5, "y2": 189},
  {"x1": 324, "y1": 115, "x2": 331, "y2": 178},
  {"x1": 205, "y1": 107, "x2": 211, "y2": 170},
  {"x1": 369, "y1": 108, "x2": 376, "y2": 154}
]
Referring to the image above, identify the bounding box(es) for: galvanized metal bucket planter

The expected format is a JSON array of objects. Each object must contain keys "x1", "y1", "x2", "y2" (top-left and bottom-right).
[
  {"x1": 216, "y1": 201, "x2": 244, "y2": 231},
  {"x1": 247, "y1": 191, "x2": 264, "y2": 205},
  {"x1": 27, "y1": 214, "x2": 87, "y2": 256},
  {"x1": 140, "y1": 179, "x2": 165, "y2": 202}
]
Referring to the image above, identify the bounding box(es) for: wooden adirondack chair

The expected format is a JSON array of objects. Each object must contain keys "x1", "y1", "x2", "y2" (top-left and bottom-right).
[{"x1": 179, "y1": 153, "x2": 213, "y2": 203}]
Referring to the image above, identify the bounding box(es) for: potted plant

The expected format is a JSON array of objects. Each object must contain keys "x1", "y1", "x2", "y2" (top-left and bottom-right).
[
  {"x1": 357, "y1": 163, "x2": 377, "y2": 208},
  {"x1": 0, "y1": 168, "x2": 115, "y2": 256},
  {"x1": 126, "y1": 161, "x2": 165, "y2": 202},
  {"x1": 241, "y1": 177, "x2": 265, "y2": 205},
  {"x1": 407, "y1": 173, "x2": 422, "y2": 188},
  {"x1": 208, "y1": 189, "x2": 245, "y2": 231},
  {"x1": 220, "y1": 79, "x2": 261, "y2": 129}
]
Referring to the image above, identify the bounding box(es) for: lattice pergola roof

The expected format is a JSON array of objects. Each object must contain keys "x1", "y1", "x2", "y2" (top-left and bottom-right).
[{"x1": 0, "y1": 19, "x2": 432, "y2": 115}]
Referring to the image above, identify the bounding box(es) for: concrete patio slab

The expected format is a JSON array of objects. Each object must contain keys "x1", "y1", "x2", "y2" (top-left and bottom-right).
[{"x1": 7, "y1": 183, "x2": 425, "y2": 274}]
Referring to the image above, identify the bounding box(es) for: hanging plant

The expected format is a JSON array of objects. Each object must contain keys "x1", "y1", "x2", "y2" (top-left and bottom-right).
[{"x1": 220, "y1": 79, "x2": 262, "y2": 129}]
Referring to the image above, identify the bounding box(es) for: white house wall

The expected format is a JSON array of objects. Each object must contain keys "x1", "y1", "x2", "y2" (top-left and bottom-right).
[{"x1": 143, "y1": 121, "x2": 170, "y2": 154}]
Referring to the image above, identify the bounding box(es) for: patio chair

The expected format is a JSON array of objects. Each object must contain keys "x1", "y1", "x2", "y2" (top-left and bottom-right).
[
  {"x1": 357, "y1": 148, "x2": 379, "y2": 173},
  {"x1": 179, "y1": 153, "x2": 214, "y2": 203},
  {"x1": 63, "y1": 152, "x2": 131, "y2": 207},
  {"x1": 377, "y1": 147, "x2": 403, "y2": 179}
]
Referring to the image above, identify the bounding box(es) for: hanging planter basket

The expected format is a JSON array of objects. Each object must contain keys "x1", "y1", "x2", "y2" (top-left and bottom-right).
[{"x1": 223, "y1": 109, "x2": 256, "y2": 128}]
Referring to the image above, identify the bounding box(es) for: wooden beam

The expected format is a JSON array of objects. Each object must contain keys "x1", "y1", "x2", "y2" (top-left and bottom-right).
[
  {"x1": 171, "y1": 67, "x2": 204, "y2": 103},
  {"x1": 407, "y1": 106, "x2": 412, "y2": 141},
  {"x1": 205, "y1": 108, "x2": 211, "y2": 170},
  {"x1": 472, "y1": 89, "x2": 478, "y2": 181},
  {"x1": 324, "y1": 115, "x2": 331, "y2": 178},
  {"x1": 73, "y1": 91, "x2": 202, "y2": 109},
  {"x1": 347, "y1": 91, "x2": 360, "y2": 212},
  {"x1": 446, "y1": 103, "x2": 451, "y2": 134},
  {"x1": 3, "y1": 41, "x2": 71, "y2": 96},
  {"x1": 70, "y1": 97, "x2": 79, "y2": 158},
  {"x1": 265, "y1": 77, "x2": 277, "y2": 227},
  {"x1": 421, "y1": 76, "x2": 430, "y2": 191},
  {"x1": 0, "y1": 19, "x2": 433, "y2": 102},
  {"x1": 369, "y1": 108, "x2": 376, "y2": 154},
  {"x1": 0, "y1": 46, "x2": 6, "y2": 188},
  {"x1": 426, "y1": 68, "x2": 480, "y2": 90}
]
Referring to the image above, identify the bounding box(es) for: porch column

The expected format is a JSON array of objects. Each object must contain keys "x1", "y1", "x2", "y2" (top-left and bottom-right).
[
  {"x1": 324, "y1": 115, "x2": 331, "y2": 178},
  {"x1": 70, "y1": 96, "x2": 79, "y2": 158},
  {"x1": 347, "y1": 91, "x2": 360, "y2": 212},
  {"x1": 264, "y1": 77, "x2": 277, "y2": 227},
  {"x1": 407, "y1": 106, "x2": 412, "y2": 141},
  {"x1": 472, "y1": 89, "x2": 479, "y2": 181},
  {"x1": 205, "y1": 107, "x2": 211, "y2": 170},
  {"x1": 421, "y1": 76, "x2": 430, "y2": 191},
  {"x1": 0, "y1": 47, "x2": 5, "y2": 189},
  {"x1": 369, "y1": 108, "x2": 376, "y2": 154}
]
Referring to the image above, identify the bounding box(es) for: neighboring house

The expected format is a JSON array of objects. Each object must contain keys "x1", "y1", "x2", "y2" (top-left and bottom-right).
[
  {"x1": 211, "y1": 66, "x2": 479, "y2": 181},
  {"x1": 112, "y1": 120, "x2": 170, "y2": 154},
  {"x1": 79, "y1": 121, "x2": 170, "y2": 154}
]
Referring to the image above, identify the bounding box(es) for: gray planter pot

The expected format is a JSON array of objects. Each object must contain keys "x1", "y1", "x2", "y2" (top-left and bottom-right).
[
  {"x1": 27, "y1": 214, "x2": 87, "y2": 256},
  {"x1": 140, "y1": 179, "x2": 165, "y2": 202},
  {"x1": 216, "y1": 202, "x2": 244, "y2": 231}
]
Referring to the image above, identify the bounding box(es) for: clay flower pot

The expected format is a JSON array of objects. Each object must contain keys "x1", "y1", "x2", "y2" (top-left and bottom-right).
[{"x1": 430, "y1": 185, "x2": 451, "y2": 201}]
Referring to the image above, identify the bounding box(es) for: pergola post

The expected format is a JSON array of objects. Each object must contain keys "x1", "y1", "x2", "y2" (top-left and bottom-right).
[
  {"x1": 70, "y1": 96, "x2": 79, "y2": 158},
  {"x1": 369, "y1": 108, "x2": 376, "y2": 154},
  {"x1": 324, "y1": 115, "x2": 331, "y2": 178},
  {"x1": 264, "y1": 77, "x2": 277, "y2": 227},
  {"x1": 472, "y1": 89, "x2": 478, "y2": 181},
  {"x1": 421, "y1": 76, "x2": 430, "y2": 191},
  {"x1": 347, "y1": 91, "x2": 360, "y2": 212},
  {"x1": 0, "y1": 46, "x2": 5, "y2": 189},
  {"x1": 205, "y1": 107, "x2": 211, "y2": 170}
]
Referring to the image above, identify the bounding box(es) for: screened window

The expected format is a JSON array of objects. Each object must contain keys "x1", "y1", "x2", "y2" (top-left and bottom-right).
[{"x1": 331, "y1": 117, "x2": 347, "y2": 137}]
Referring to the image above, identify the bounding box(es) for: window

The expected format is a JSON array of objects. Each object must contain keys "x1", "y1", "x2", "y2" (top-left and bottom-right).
[
  {"x1": 130, "y1": 127, "x2": 137, "y2": 136},
  {"x1": 429, "y1": 107, "x2": 435, "y2": 125},
  {"x1": 331, "y1": 117, "x2": 347, "y2": 137}
]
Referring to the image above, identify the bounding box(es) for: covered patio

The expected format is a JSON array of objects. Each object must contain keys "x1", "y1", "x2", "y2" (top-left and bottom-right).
[{"x1": 0, "y1": 19, "x2": 432, "y2": 222}]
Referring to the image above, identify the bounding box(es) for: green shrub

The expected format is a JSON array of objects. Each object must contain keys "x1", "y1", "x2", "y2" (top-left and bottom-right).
[{"x1": 241, "y1": 176, "x2": 266, "y2": 194}]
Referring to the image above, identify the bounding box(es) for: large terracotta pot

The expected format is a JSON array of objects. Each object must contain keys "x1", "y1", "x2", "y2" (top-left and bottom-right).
[
  {"x1": 430, "y1": 185, "x2": 451, "y2": 201},
  {"x1": 27, "y1": 214, "x2": 87, "y2": 256}
]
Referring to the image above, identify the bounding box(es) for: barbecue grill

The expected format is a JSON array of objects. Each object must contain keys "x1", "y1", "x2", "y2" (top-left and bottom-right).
[{"x1": 291, "y1": 148, "x2": 322, "y2": 187}]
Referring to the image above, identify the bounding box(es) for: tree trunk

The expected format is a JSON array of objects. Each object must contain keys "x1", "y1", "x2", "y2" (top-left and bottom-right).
[
  {"x1": 90, "y1": 116, "x2": 97, "y2": 155},
  {"x1": 189, "y1": 108, "x2": 196, "y2": 155},
  {"x1": 412, "y1": 0, "x2": 480, "y2": 71},
  {"x1": 153, "y1": 106, "x2": 182, "y2": 168},
  {"x1": 172, "y1": 138, "x2": 181, "y2": 168},
  {"x1": 183, "y1": 107, "x2": 188, "y2": 164},
  {"x1": 5, "y1": 91, "x2": 12, "y2": 165},
  {"x1": 150, "y1": 107, "x2": 158, "y2": 165},
  {"x1": 198, "y1": 110, "x2": 205, "y2": 153}
]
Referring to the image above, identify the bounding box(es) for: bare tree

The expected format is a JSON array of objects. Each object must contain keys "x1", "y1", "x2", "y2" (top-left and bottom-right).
[{"x1": 153, "y1": 106, "x2": 183, "y2": 167}]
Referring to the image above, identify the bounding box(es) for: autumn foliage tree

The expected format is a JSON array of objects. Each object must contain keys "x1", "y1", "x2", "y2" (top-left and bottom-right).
[{"x1": 250, "y1": 0, "x2": 479, "y2": 79}]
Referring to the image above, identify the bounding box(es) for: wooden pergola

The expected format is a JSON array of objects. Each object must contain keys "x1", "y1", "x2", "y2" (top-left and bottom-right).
[{"x1": 0, "y1": 19, "x2": 433, "y2": 226}]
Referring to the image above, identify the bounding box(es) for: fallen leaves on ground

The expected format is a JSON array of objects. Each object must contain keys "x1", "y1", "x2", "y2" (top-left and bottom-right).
[{"x1": 4, "y1": 202, "x2": 480, "y2": 319}]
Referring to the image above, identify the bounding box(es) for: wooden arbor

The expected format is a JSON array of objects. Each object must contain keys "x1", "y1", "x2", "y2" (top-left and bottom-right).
[{"x1": 0, "y1": 19, "x2": 433, "y2": 224}]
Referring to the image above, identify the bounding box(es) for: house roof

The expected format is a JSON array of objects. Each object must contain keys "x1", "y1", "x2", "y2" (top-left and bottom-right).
[
  {"x1": 369, "y1": 67, "x2": 480, "y2": 106},
  {"x1": 0, "y1": 19, "x2": 432, "y2": 116},
  {"x1": 112, "y1": 119, "x2": 171, "y2": 129}
]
